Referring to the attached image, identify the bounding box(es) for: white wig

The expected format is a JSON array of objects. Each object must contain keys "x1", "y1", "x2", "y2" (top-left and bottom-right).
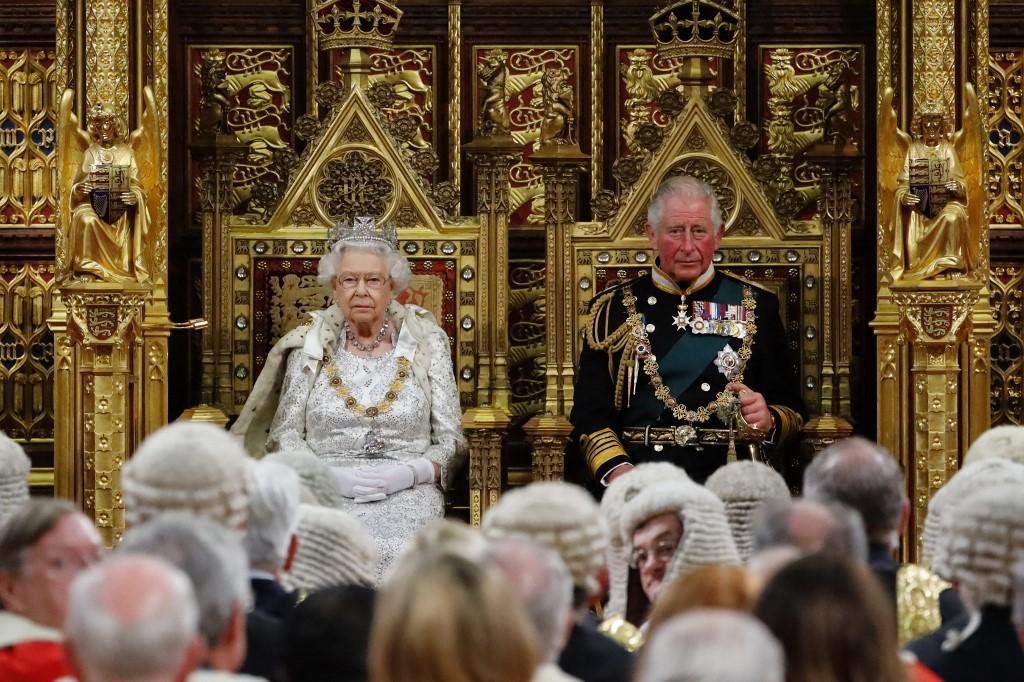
[
  {"x1": 706, "y1": 461, "x2": 791, "y2": 561},
  {"x1": 0, "y1": 431, "x2": 30, "y2": 524},
  {"x1": 931, "y1": 484, "x2": 1024, "y2": 609},
  {"x1": 263, "y1": 449, "x2": 345, "y2": 508},
  {"x1": 316, "y1": 239, "x2": 413, "y2": 293},
  {"x1": 600, "y1": 462, "x2": 691, "y2": 617},
  {"x1": 963, "y1": 424, "x2": 1024, "y2": 467},
  {"x1": 481, "y1": 481, "x2": 608, "y2": 599},
  {"x1": 617, "y1": 477, "x2": 739, "y2": 606},
  {"x1": 921, "y1": 458, "x2": 1024, "y2": 567},
  {"x1": 284, "y1": 503, "x2": 379, "y2": 591},
  {"x1": 123, "y1": 422, "x2": 251, "y2": 532},
  {"x1": 245, "y1": 460, "x2": 302, "y2": 569}
]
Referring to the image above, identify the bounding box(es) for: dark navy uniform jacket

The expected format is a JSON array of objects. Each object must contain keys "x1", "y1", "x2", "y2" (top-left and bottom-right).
[{"x1": 569, "y1": 264, "x2": 804, "y2": 485}]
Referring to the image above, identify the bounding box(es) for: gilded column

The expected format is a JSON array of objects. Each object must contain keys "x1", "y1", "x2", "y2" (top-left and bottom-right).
[
  {"x1": 51, "y1": 0, "x2": 170, "y2": 545},
  {"x1": 872, "y1": 0, "x2": 993, "y2": 561},
  {"x1": 448, "y1": 0, "x2": 462, "y2": 194},
  {"x1": 590, "y1": 0, "x2": 604, "y2": 201}
]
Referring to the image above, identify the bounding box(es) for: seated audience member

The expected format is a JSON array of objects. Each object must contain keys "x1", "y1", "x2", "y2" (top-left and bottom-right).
[
  {"x1": 489, "y1": 537, "x2": 581, "y2": 682},
  {"x1": 285, "y1": 585, "x2": 376, "y2": 682},
  {"x1": 616, "y1": 477, "x2": 739, "y2": 625},
  {"x1": 263, "y1": 449, "x2": 344, "y2": 508},
  {"x1": 599, "y1": 463, "x2": 689, "y2": 620},
  {"x1": 750, "y1": 497, "x2": 867, "y2": 561},
  {"x1": 0, "y1": 499, "x2": 103, "y2": 682},
  {"x1": 245, "y1": 460, "x2": 301, "y2": 618},
  {"x1": 645, "y1": 564, "x2": 761, "y2": 635},
  {"x1": 65, "y1": 555, "x2": 202, "y2": 682},
  {"x1": 803, "y1": 437, "x2": 908, "y2": 602},
  {"x1": 284, "y1": 503, "x2": 378, "y2": 591},
  {"x1": 906, "y1": 485, "x2": 1024, "y2": 682},
  {"x1": 119, "y1": 513, "x2": 276, "y2": 682},
  {"x1": 369, "y1": 550, "x2": 540, "y2": 682},
  {"x1": 757, "y1": 553, "x2": 936, "y2": 682},
  {"x1": 123, "y1": 421, "x2": 251, "y2": 532},
  {"x1": 918, "y1": 458, "x2": 1024, "y2": 631},
  {"x1": 705, "y1": 460, "x2": 790, "y2": 561},
  {"x1": 0, "y1": 432, "x2": 30, "y2": 524},
  {"x1": 920, "y1": 457, "x2": 1024, "y2": 566},
  {"x1": 482, "y1": 481, "x2": 632, "y2": 682},
  {"x1": 636, "y1": 609, "x2": 784, "y2": 682},
  {"x1": 961, "y1": 423, "x2": 1024, "y2": 467}
]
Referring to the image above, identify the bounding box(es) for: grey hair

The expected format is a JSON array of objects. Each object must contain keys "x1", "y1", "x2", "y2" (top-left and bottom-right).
[
  {"x1": 120, "y1": 513, "x2": 250, "y2": 647},
  {"x1": 803, "y1": 437, "x2": 906, "y2": 546},
  {"x1": 245, "y1": 460, "x2": 302, "y2": 569},
  {"x1": 646, "y1": 175, "x2": 724, "y2": 235},
  {"x1": 488, "y1": 537, "x2": 574, "y2": 662},
  {"x1": 637, "y1": 609, "x2": 785, "y2": 682},
  {"x1": 0, "y1": 498, "x2": 80, "y2": 576},
  {"x1": 316, "y1": 241, "x2": 413, "y2": 293},
  {"x1": 751, "y1": 498, "x2": 868, "y2": 563},
  {"x1": 66, "y1": 555, "x2": 198, "y2": 682},
  {"x1": 0, "y1": 431, "x2": 30, "y2": 524},
  {"x1": 263, "y1": 449, "x2": 345, "y2": 508}
]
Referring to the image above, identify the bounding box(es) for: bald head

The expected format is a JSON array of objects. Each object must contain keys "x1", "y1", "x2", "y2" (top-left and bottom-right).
[
  {"x1": 66, "y1": 555, "x2": 199, "y2": 682},
  {"x1": 803, "y1": 437, "x2": 906, "y2": 546}
]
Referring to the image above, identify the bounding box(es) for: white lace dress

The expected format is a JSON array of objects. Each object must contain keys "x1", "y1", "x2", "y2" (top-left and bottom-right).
[{"x1": 267, "y1": 320, "x2": 463, "y2": 580}]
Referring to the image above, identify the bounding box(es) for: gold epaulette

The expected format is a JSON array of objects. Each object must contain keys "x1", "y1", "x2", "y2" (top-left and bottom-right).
[
  {"x1": 584, "y1": 287, "x2": 632, "y2": 353},
  {"x1": 719, "y1": 268, "x2": 772, "y2": 293},
  {"x1": 598, "y1": 615, "x2": 644, "y2": 652}
]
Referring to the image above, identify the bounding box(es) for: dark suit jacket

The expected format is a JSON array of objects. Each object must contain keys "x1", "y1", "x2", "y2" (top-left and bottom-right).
[
  {"x1": 905, "y1": 606, "x2": 1024, "y2": 682},
  {"x1": 569, "y1": 267, "x2": 804, "y2": 485},
  {"x1": 241, "y1": 609, "x2": 287, "y2": 682},
  {"x1": 558, "y1": 614, "x2": 633, "y2": 682},
  {"x1": 251, "y1": 576, "x2": 297, "y2": 619},
  {"x1": 868, "y1": 542, "x2": 899, "y2": 605}
]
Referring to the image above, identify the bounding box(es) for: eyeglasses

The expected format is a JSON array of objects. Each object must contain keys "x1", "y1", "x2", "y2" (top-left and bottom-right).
[
  {"x1": 629, "y1": 539, "x2": 680, "y2": 569},
  {"x1": 337, "y1": 273, "x2": 390, "y2": 290}
]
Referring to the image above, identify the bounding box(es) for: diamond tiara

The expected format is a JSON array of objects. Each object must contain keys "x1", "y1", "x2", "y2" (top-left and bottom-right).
[{"x1": 328, "y1": 216, "x2": 399, "y2": 249}]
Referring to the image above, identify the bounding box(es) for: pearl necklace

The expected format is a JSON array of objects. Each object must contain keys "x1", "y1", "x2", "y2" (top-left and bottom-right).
[{"x1": 346, "y1": 317, "x2": 390, "y2": 352}]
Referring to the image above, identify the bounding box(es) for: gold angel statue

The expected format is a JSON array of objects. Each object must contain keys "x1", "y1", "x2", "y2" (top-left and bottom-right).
[
  {"x1": 58, "y1": 86, "x2": 161, "y2": 283},
  {"x1": 878, "y1": 84, "x2": 985, "y2": 281}
]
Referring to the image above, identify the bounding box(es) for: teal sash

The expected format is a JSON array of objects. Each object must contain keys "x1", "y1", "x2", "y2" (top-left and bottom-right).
[{"x1": 624, "y1": 277, "x2": 747, "y2": 425}]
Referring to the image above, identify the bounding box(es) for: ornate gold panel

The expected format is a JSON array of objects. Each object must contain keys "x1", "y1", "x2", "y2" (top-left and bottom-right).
[
  {"x1": 188, "y1": 46, "x2": 294, "y2": 221},
  {"x1": 471, "y1": 46, "x2": 579, "y2": 226},
  {"x1": 347, "y1": 46, "x2": 436, "y2": 153},
  {"x1": 0, "y1": 49, "x2": 59, "y2": 227},
  {"x1": 990, "y1": 264, "x2": 1024, "y2": 425},
  {"x1": 759, "y1": 45, "x2": 864, "y2": 230},
  {"x1": 0, "y1": 262, "x2": 57, "y2": 440},
  {"x1": 987, "y1": 49, "x2": 1024, "y2": 230},
  {"x1": 508, "y1": 260, "x2": 546, "y2": 417},
  {"x1": 615, "y1": 46, "x2": 722, "y2": 158}
]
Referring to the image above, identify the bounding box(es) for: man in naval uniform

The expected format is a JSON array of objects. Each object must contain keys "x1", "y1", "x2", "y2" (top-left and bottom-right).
[{"x1": 570, "y1": 175, "x2": 804, "y2": 487}]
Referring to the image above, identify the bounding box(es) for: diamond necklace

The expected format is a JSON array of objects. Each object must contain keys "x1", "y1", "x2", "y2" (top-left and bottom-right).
[{"x1": 346, "y1": 317, "x2": 390, "y2": 352}]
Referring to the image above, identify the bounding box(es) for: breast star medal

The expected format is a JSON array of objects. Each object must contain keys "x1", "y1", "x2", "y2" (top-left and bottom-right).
[
  {"x1": 714, "y1": 343, "x2": 741, "y2": 379},
  {"x1": 671, "y1": 295, "x2": 691, "y2": 331}
]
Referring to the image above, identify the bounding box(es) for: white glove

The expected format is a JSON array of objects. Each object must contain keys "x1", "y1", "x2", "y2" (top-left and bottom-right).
[
  {"x1": 353, "y1": 458, "x2": 436, "y2": 503},
  {"x1": 330, "y1": 467, "x2": 387, "y2": 500}
]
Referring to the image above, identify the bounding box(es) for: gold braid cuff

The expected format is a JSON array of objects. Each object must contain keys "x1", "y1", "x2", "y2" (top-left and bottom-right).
[{"x1": 580, "y1": 427, "x2": 628, "y2": 475}]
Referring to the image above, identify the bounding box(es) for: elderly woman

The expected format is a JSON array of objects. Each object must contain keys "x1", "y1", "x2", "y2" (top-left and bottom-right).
[{"x1": 233, "y1": 217, "x2": 465, "y2": 577}]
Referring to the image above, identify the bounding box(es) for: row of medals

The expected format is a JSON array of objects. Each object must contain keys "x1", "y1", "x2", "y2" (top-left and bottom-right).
[{"x1": 668, "y1": 295, "x2": 748, "y2": 339}]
